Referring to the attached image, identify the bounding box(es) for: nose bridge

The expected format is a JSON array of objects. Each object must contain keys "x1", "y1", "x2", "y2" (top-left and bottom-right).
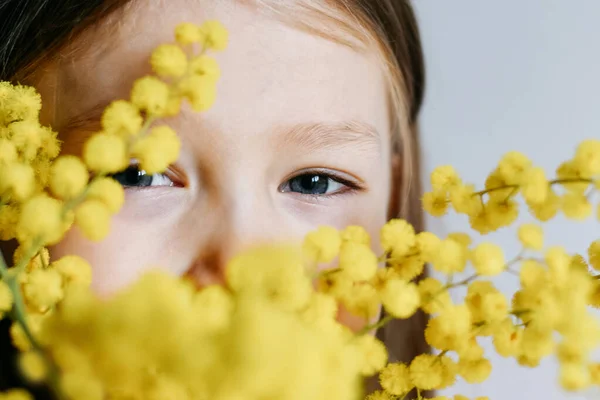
[
  {"x1": 185, "y1": 175, "x2": 285, "y2": 287},
  {"x1": 226, "y1": 185, "x2": 282, "y2": 255}
]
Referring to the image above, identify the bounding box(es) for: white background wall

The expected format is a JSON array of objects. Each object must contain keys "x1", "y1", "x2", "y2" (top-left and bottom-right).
[{"x1": 412, "y1": 1, "x2": 600, "y2": 399}]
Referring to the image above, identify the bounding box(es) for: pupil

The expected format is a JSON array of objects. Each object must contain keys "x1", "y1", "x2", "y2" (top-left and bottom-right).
[
  {"x1": 112, "y1": 166, "x2": 153, "y2": 187},
  {"x1": 290, "y1": 174, "x2": 328, "y2": 194}
]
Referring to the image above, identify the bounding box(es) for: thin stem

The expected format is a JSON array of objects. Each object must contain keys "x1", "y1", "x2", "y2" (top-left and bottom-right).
[
  {"x1": 550, "y1": 178, "x2": 594, "y2": 185},
  {"x1": 0, "y1": 248, "x2": 8, "y2": 277},
  {"x1": 503, "y1": 186, "x2": 520, "y2": 202},
  {"x1": 13, "y1": 238, "x2": 44, "y2": 276},
  {"x1": 312, "y1": 267, "x2": 341, "y2": 281},
  {"x1": 6, "y1": 277, "x2": 42, "y2": 350},
  {"x1": 472, "y1": 178, "x2": 594, "y2": 200},
  {"x1": 443, "y1": 273, "x2": 478, "y2": 291},
  {"x1": 5, "y1": 251, "x2": 64, "y2": 399},
  {"x1": 357, "y1": 314, "x2": 394, "y2": 336},
  {"x1": 139, "y1": 115, "x2": 156, "y2": 137},
  {"x1": 510, "y1": 309, "x2": 531, "y2": 317},
  {"x1": 474, "y1": 184, "x2": 518, "y2": 197}
]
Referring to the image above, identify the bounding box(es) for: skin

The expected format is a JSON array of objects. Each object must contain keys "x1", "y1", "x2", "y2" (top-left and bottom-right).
[{"x1": 34, "y1": 0, "x2": 396, "y2": 329}]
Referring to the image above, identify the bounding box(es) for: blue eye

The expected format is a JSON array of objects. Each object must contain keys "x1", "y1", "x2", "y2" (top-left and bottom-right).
[
  {"x1": 111, "y1": 165, "x2": 174, "y2": 188},
  {"x1": 282, "y1": 173, "x2": 347, "y2": 196}
]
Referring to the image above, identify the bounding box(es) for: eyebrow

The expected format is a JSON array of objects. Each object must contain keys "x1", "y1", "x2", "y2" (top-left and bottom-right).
[
  {"x1": 56, "y1": 101, "x2": 109, "y2": 154},
  {"x1": 58, "y1": 102, "x2": 382, "y2": 156},
  {"x1": 278, "y1": 121, "x2": 381, "y2": 154}
]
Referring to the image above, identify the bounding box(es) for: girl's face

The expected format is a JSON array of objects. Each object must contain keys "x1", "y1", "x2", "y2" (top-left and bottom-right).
[{"x1": 41, "y1": 1, "x2": 393, "y2": 306}]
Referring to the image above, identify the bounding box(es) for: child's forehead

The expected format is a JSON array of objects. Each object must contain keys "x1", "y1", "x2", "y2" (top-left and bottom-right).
[{"x1": 54, "y1": 2, "x2": 388, "y2": 113}]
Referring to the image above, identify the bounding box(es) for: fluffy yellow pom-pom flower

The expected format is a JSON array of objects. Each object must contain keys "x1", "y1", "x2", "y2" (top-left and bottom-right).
[
  {"x1": 199, "y1": 20, "x2": 229, "y2": 51},
  {"x1": 8, "y1": 120, "x2": 44, "y2": 161},
  {"x1": 86, "y1": 177, "x2": 125, "y2": 214},
  {"x1": 18, "y1": 351, "x2": 48, "y2": 383},
  {"x1": 422, "y1": 190, "x2": 448, "y2": 217},
  {"x1": 151, "y1": 44, "x2": 188, "y2": 78},
  {"x1": 560, "y1": 363, "x2": 591, "y2": 391},
  {"x1": 471, "y1": 243, "x2": 505, "y2": 276},
  {"x1": 447, "y1": 232, "x2": 472, "y2": 248},
  {"x1": 416, "y1": 231, "x2": 441, "y2": 263},
  {"x1": 457, "y1": 358, "x2": 492, "y2": 384},
  {"x1": 52, "y1": 255, "x2": 93, "y2": 287},
  {"x1": 101, "y1": 100, "x2": 143, "y2": 137},
  {"x1": 409, "y1": 354, "x2": 443, "y2": 390},
  {"x1": 561, "y1": 193, "x2": 592, "y2": 220},
  {"x1": 339, "y1": 243, "x2": 378, "y2": 281},
  {"x1": 303, "y1": 226, "x2": 341, "y2": 263},
  {"x1": 178, "y1": 75, "x2": 217, "y2": 112},
  {"x1": 465, "y1": 281, "x2": 508, "y2": 324},
  {"x1": 189, "y1": 55, "x2": 221, "y2": 80},
  {"x1": 432, "y1": 238, "x2": 467, "y2": 273},
  {"x1": 589, "y1": 240, "x2": 600, "y2": 271},
  {"x1": 49, "y1": 156, "x2": 89, "y2": 200},
  {"x1": 75, "y1": 200, "x2": 112, "y2": 241},
  {"x1": 380, "y1": 279, "x2": 420, "y2": 319},
  {"x1": 1, "y1": 83, "x2": 41, "y2": 123},
  {"x1": 529, "y1": 188, "x2": 559, "y2": 221},
  {"x1": 23, "y1": 268, "x2": 64, "y2": 312},
  {"x1": 517, "y1": 223, "x2": 544, "y2": 250},
  {"x1": 0, "y1": 138, "x2": 18, "y2": 164},
  {"x1": 227, "y1": 246, "x2": 312, "y2": 312},
  {"x1": 355, "y1": 334, "x2": 388, "y2": 376},
  {"x1": 450, "y1": 183, "x2": 480, "y2": 215},
  {"x1": 573, "y1": 139, "x2": 600, "y2": 177},
  {"x1": 379, "y1": 362, "x2": 414, "y2": 395},
  {"x1": 430, "y1": 165, "x2": 461, "y2": 192},
  {"x1": 343, "y1": 283, "x2": 380, "y2": 319},
  {"x1": 418, "y1": 277, "x2": 452, "y2": 314},
  {"x1": 492, "y1": 320, "x2": 522, "y2": 357},
  {"x1": 0, "y1": 162, "x2": 35, "y2": 201},
  {"x1": 83, "y1": 133, "x2": 127, "y2": 174},
  {"x1": 131, "y1": 125, "x2": 181, "y2": 174},
  {"x1": 130, "y1": 76, "x2": 170, "y2": 115},
  {"x1": 380, "y1": 219, "x2": 415, "y2": 258},
  {"x1": 174, "y1": 22, "x2": 202, "y2": 45},
  {"x1": 341, "y1": 225, "x2": 370, "y2": 246},
  {"x1": 16, "y1": 195, "x2": 65, "y2": 244},
  {"x1": 521, "y1": 166, "x2": 548, "y2": 205},
  {"x1": 497, "y1": 151, "x2": 532, "y2": 185}
]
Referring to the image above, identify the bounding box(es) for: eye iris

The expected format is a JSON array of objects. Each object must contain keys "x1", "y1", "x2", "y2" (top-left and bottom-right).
[
  {"x1": 290, "y1": 174, "x2": 328, "y2": 194},
  {"x1": 112, "y1": 166, "x2": 153, "y2": 187}
]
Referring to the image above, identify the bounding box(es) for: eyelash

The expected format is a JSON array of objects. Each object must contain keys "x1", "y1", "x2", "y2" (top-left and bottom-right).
[
  {"x1": 109, "y1": 163, "x2": 185, "y2": 189},
  {"x1": 279, "y1": 169, "x2": 364, "y2": 198},
  {"x1": 112, "y1": 164, "x2": 364, "y2": 198}
]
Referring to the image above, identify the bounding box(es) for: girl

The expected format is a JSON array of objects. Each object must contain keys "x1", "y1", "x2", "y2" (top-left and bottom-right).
[{"x1": 0, "y1": 0, "x2": 428, "y2": 396}]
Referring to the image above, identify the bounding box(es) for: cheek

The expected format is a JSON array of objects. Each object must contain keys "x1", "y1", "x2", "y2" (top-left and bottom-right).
[{"x1": 50, "y1": 217, "x2": 184, "y2": 296}]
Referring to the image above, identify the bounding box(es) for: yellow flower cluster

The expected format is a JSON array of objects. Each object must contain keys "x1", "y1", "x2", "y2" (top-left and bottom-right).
[
  {"x1": 35, "y1": 247, "x2": 375, "y2": 400},
  {"x1": 0, "y1": 20, "x2": 225, "y2": 399},
  {"x1": 365, "y1": 145, "x2": 600, "y2": 399},
  {"x1": 422, "y1": 142, "x2": 600, "y2": 233},
  {"x1": 1, "y1": 18, "x2": 600, "y2": 400}
]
